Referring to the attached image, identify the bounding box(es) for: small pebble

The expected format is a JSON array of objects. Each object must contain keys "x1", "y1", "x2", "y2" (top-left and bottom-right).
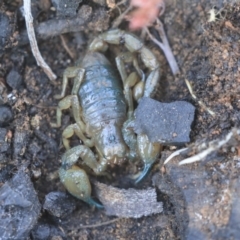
[
  {"x1": 0, "y1": 105, "x2": 13, "y2": 126},
  {"x1": 6, "y1": 69, "x2": 23, "y2": 89},
  {"x1": 51, "y1": 0, "x2": 83, "y2": 17},
  {"x1": 43, "y1": 192, "x2": 77, "y2": 218}
]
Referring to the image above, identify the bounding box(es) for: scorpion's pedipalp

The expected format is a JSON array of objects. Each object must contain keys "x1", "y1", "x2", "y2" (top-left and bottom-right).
[
  {"x1": 135, "y1": 134, "x2": 162, "y2": 183},
  {"x1": 59, "y1": 166, "x2": 103, "y2": 209},
  {"x1": 60, "y1": 146, "x2": 108, "y2": 208}
]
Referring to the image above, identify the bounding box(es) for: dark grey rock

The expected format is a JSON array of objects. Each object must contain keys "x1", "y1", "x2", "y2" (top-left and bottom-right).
[
  {"x1": 43, "y1": 191, "x2": 77, "y2": 218},
  {"x1": 51, "y1": 0, "x2": 82, "y2": 18},
  {"x1": 31, "y1": 224, "x2": 51, "y2": 240},
  {"x1": 0, "y1": 11, "x2": 14, "y2": 56},
  {"x1": 0, "y1": 106, "x2": 13, "y2": 127},
  {"x1": 0, "y1": 164, "x2": 15, "y2": 183},
  {"x1": 134, "y1": 97, "x2": 195, "y2": 145},
  {"x1": 6, "y1": 69, "x2": 23, "y2": 89},
  {"x1": 31, "y1": 223, "x2": 67, "y2": 240},
  {"x1": 0, "y1": 170, "x2": 41, "y2": 239},
  {"x1": 0, "y1": 128, "x2": 10, "y2": 153}
]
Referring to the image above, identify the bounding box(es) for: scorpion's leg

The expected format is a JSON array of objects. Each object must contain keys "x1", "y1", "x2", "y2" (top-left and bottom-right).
[
  {"x1": 122, "y1": 118, "x2": 137, "y2": 162},
  {"x1": 51, "y1": 95, "x2": 93, "y2": 147},
  {"x1": 54, "y1": 68, "x2": 85, "y2": 99},
  {"x1": 120, "y1": 70, "x2": 139, "y2": 118},
  {"x1": 62, "y1": 123, "x2": 94, "y2": 150},
  {"x1": 59, "y1": 146, "x2": 105, "y2": 208},
  {"x1": 116, "y1": 52, "x2": 146, "y2": 102},
  {"x1": 51, "y1": 67, "x2": 85, "y2": 128}
]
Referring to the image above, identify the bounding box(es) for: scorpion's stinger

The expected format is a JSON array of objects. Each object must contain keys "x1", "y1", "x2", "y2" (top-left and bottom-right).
[
  {"x1": 86, "y1": 197, "x2": 104, "y2": 209},
  {"x1": 133, "y1": 163, "x2": 153, "y2": 184}
]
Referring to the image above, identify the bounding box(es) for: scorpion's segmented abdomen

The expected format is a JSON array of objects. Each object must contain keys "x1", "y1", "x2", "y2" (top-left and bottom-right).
[{"x1": 79, "y1": 65, "x2": 127, "y2": 129}]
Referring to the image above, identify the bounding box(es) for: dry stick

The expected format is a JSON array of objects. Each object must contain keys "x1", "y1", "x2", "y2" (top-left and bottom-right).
[
  {"x1": 164, "y1": 128, "x2": 240, "y2": 165},
  {"x1": 145, "y1": 19, "x2": 180, "y2": 75},
  {"x1": 60, "y1": 35, "x2": 76, "y2": 59},
  {"x1": 111, "y1": 5, "x2": 132, "y2": 29},
  {"x1": 78, "y1": 218, "x2": 121, "y2": 229},
  {"x1": 18, "y1": 6, "x2": 106, "y2": 46},
  {"x1": 185, "y1": 79, "x2": 216, "y2": 116},
  {"x1": 23, "y1": 0, "x2": 57, "y2": 84}
]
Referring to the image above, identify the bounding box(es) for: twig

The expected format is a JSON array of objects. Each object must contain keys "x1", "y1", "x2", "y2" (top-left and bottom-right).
[
  {"x1": 23, "y1": 0, "x2": 57, "y2": 84},
  {"x1": 78, "y1": 218, "x2": 121, "y2": 229},
  {"x1": 164, "y1": 128, "x2": 240, "y2": 165},
  {"x1": 185, "y1": 79, "x2": 216, "y2": 116},
  {"x1": 60, "y1": 35, "x2": 76, "y2": 59},
  {"x1": 19, "y1": 6, "x2": 108, "y2": 46},
  {"x1": 145, "y1": 19, "x2": 180, "y2": 75},
  {"x1": 111, "y1": 5, "x2": 132, "y2": 28}
]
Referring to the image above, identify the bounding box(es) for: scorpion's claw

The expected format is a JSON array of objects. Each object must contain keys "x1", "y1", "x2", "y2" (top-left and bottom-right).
[
  {"x1": 133, "y1": 134, "x2": 162, "y2": 184},
  {"x1": 59, "y1": 166, "x2": 103, "y2": 209},
  {"x1": 133, "y1": 163, "x2": 153, "y2": 184}
]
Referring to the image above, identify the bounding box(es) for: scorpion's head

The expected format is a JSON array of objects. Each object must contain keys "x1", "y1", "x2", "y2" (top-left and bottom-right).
[{"x1": 95, "y1": 123, "x2": 127, "y2": 166}]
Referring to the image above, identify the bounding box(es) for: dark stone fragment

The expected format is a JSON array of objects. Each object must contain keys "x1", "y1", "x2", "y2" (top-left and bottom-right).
[
  {"x1": 51, "y1": 0, "x2": 82, "y2": 18},
  {"x1": 34, "y1": 129, "x2": 58, "y2": 153},
  {"x1": 0, "y1": 106, "x2": 13, "y2": 127},
  {"x1": 134, "y1": 97, "x2": 195, "y2": 145},
  {"x1": 0, "y1": 170, "x2": 41, "y2": 239},
  {"x1": 0, "y1": 12, "x2": 11, "y2": 54},
  {"x1": 0, "y1": 153, "x2": 7, "y2": 163},
  {"x1": 28, "y1": 142, "x2": 41, "y2": 156},
  {"x1": 31, "y1": 223, "x2": 67, "y2": 240},
  {"x1": 43, "y1": 191, "x2": 77, "y2": 218},
  {"x1": 6, "y1": 69, "x2": 23, "y2": 89},
  {"x1": 10, "y1": 51, "x2": 26, "y2": 72},
  {"x1": 0, "y1": 164, "x2": 15, "y2": 183},
  {"x1": 0, "y1": 128, "x2": 10, "y2": 153},
  {"x1": 153, "y1": 162, "x2": 240, "y2": 240},
  {"x1": 31, "y1": 224, "x2": 51, "y2": 240},
  {"x1": 215, "y1": 177, "x2": 240, "y2": 239},
  {"x1": 0, "y1": 7, "x2": 16, "y2": 56}
]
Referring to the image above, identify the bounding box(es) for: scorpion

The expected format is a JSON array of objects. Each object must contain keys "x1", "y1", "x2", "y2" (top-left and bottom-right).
[{"x1": 51, "y1": 29, "x2": 162, "y2": 208}]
